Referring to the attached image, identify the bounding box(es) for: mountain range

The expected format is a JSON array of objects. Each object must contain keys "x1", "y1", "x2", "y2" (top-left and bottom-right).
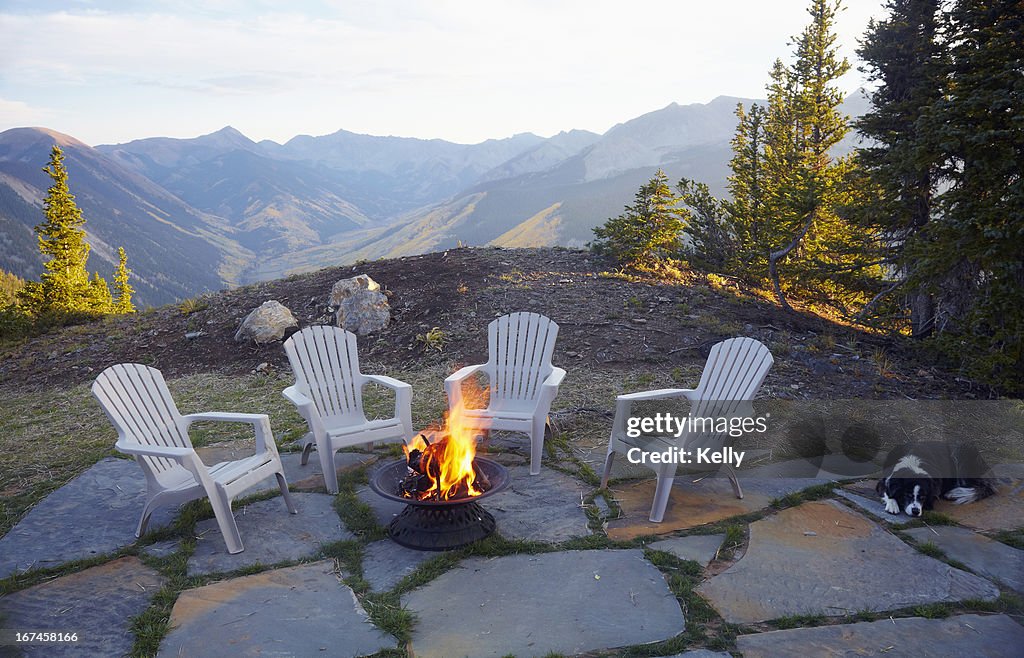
[{"x1": 0, "y1": 93, "x2": 865, "y2": 306}]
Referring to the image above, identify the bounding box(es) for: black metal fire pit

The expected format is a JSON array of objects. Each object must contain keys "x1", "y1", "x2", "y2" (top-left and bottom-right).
[{"x1": 368, "y1": 457, "x2": 510, "y2": 551}]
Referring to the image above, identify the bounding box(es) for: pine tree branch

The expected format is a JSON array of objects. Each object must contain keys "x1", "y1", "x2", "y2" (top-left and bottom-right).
[
  {"x1": 856, "y1": 277, "x2": 906, "y2": 322},
  {"x1": 768, "y1": 212, "x2": 815, "y2": 312}
]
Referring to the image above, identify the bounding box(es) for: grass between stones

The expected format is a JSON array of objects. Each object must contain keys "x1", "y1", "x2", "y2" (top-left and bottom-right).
[
  {"x1": 6, "y1": 395, "x2": 1018, "y2": 658},
  {"x1": 989, "y1": 527, "x2": 1024, "y2": 550}
]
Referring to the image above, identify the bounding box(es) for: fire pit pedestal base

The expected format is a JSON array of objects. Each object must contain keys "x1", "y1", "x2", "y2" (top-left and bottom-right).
[
  {"x1": 369, "y1": 457, "x2": 510, "y2": 551},
  {"x1": 388, "y1": 502, "x2": 496, "y2": 551}
]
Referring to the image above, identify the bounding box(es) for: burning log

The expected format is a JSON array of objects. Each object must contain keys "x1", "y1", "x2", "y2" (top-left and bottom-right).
[{"x1": 399, "y1": 431, "x2": 490, "y2": 501}]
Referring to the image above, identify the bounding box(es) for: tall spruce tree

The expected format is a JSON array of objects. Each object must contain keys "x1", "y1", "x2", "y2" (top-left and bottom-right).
[
  {"x1": 592, "y1": 170, "x2": 685, "y2": 267},
  {"x1": 916, "y1": 0, "x2": 1024, "y2": 390},
  {"x1": 762, "y1": 0, "x2": 880, "y2": 313},
  {"x1": 856, "y1": 0, "x2": 945, "y2": 336},
  {"x1": 723, "y1": 102, "x2": 769, "y2": 277},
  {"x1": 19, "y1": 145, "x2": 95, "y2": 315},
  {"x1": 17, "y1": 145, "x2": 129, "y2": 319}
]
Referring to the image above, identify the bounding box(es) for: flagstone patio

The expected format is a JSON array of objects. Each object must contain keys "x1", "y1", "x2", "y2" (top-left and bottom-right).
[{"x1": 1, "y1": 443, "x2": 1022, "y2": 657}]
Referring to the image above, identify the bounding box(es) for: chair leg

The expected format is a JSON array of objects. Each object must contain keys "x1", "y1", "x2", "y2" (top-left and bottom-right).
[
  {"x1": 136, "y1": 492, "x2": 166, "y2": 538},
  {"x1": 725, "y1": 465, "x2": 744, "y2": 499},
  {"x1": 649, "y1": 472, "x2": 675, "y2": 523},
  {"x1": 600, "y1": 449, "x2": 615, "y2": 489},
  {"x1": 320, "y1": 447, "x2": 339, "y2": 495},
  {"x1": 136, "y1": 505, "x2": 155, "y2": 538},
  {"x1": 276, "y1": 472, "x2": 298, "y2": 514},
  {"x1": 209, "y1": 493, "x2": 244, "y2": 554},
  {"x1": 529, "y1": 415, "x2": 547, "y2": 475},
  {"x1": 300, "y1": 434, "x2": 314, "y2": 466}
]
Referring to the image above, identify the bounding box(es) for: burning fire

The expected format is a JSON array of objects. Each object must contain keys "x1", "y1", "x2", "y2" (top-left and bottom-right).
[{"x1": 400, "y1": 379, "x2": 490, "y2": 501}]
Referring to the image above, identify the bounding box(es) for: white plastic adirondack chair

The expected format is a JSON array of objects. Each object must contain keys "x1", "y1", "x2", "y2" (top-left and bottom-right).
[
  {"x1": 92, "y1": 363, "x2": 296, "y2": 554},
  {"x1": 444, "y1": 312, "x2": 566, "y2": 475},
  {"x1": 283, "y1": 325, "x2": 413, "y2": 494},
  {"x1": 600, "y1": 337, "x2": 773, "y2": 522}
]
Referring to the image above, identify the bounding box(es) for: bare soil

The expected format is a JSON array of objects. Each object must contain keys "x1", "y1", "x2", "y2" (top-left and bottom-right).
[{"x1": 0, "y1": 246, "x2": 981, "y2": 399}]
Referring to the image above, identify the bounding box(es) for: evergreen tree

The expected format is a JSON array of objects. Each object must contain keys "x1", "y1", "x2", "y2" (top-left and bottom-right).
[
  {"x1": 0, "y1": 270, "x2": 25, "y2": 306},
  {"x1": 761, "y1": 0, "x2": 881, "y2": 313},
  {"x1": 18, "y1": 146, "x2": 100, "y2": 316},
  {"x1": 916, "y1": 0, "x2": 1024, "y2": 390},
  {"x1": 856, "y1": 0, "x2": 945, "y2": 336},
  {"x1": 723, "y1": 102, "x2": 769, "y2": 277},
  {"x1": 592, "y1": 170, "x2": 686, "y2": 267},
  {"x1": 112, "y1": 246, "x2": 136, "y2": 313},
  {"x1": 678, "y1": 178, "x2": 733, "y2": 271}
]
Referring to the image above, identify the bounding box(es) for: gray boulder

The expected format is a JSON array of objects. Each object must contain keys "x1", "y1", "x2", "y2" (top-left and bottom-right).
[
  {"x1": 329, "y1": 274, "x2": 390, "y2": 335},
  {"x1": 234, "y1": 300, "x2": 298, "y2": 344}
]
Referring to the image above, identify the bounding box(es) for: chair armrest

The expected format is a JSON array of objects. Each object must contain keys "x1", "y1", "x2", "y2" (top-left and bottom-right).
[
  {"x1": 363, "y1": 374, "x2": 411, "y2": 392},
  {"x1": 282, "y1": 385, "x2": 328, "y2": 440},
  {"x1": 444, "y1": 363, "x2": 485, "y2": 385},
  {"x1": 543, "y1": 367, "x2": 566, "y2": 389},
  {"x1": 115, "y1": 440, "x2": 194, "y2": 460},
  {"x1": 617, "y1": 388, "x2": 697, "y2": 402},
  {"x1": 182, "y1": 412, "x2": 269, "y2": 425},
  {"x1": 444, "y1": 364, "x2": 486, "y2": 410},
  {"x1": 612, "y1": 389, "x2": 696, "y2": 439},
  {"x1": 282, "y1": 385, "x2": 313, "y2": 408},
  {"x1": 363, "y1": 375, "x2": 413, "y2": 440},
  {"x1": 181, "y1": 412, "x2": 276, "y2": 454}
]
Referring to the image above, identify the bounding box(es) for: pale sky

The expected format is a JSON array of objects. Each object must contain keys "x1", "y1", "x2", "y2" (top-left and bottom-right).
[{"x1": 0, "y1": 0, "x2": 887, "y2": 146}]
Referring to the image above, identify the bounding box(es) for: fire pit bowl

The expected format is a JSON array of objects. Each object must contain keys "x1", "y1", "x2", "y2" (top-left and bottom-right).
[{"x1": 369, "y1": 457, "x2": 510, "y2": 551}]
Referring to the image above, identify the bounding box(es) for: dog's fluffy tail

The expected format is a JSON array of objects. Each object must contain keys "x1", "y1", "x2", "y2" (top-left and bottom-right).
[{"x1": 944, "y1": 481, "x2": 997, "y2": 505}]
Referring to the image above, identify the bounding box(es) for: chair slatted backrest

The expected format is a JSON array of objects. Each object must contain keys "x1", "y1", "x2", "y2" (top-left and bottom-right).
[
  {"x1": 488, "y1": 312, "x2": 559, "y2": 402},
  {"x1": 92, "y1": 363, "x2": 191, "y2": 476},
  {"x1": 284, "y1": 325, "x2": 365, "y2": 423},
  {"x1": 688, "y1": 337, "x2": 774, "y2": 449}
]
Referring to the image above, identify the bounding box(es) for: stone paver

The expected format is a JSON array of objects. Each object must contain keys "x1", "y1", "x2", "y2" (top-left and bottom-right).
[
  {"x1": 741, "y1": 455, "x2": 881, "y2": 480},
  {"x1": 356, "y1": 484, "x2": 405, "y2": 526},
  {"x1": 0, "y1": 557, "x2": 163, "y2": 657},
  {"x1": 698, "y1": 500, "x2": 998, "y2": 624},
  {"x1": 361, "y1": 539, "x2": 438, "y2": 591},
  {"x1": 905, "y1": 525, "x2": 1024, "y2": 592},
  {"x1": 606, "y1": 476, "x2": 830, "y2": 541},
  {"x1": 487, "y1": 465, "x2": 591, "y2": 542},
  {"x1": 0, "y1": 458, "x2": 176, "y2": 577},
  {"x1": 187, "y1": 493, "x2": 351, "y2": 576},
  {"x1": 835, "y1": 488, "x2": 914, "y2": 525},
  {"x1": 659, "y1": 651, "x2": 732, "y2": 658},
  {"x1": 159, "y1": 561, "x2": 393, "y2": 657},
  {"x1": 647, "y1": 534, "x2": 725, "y2": 566},
  {"x1": 140, "y1": 539, "x2": 180, "y2": 559},
  {"x1": 402, "y1": 550, "x2": 684, "y2": 658},
  {"x1": 736, "y1": 613, "x2": 1024, "y2": 657}
]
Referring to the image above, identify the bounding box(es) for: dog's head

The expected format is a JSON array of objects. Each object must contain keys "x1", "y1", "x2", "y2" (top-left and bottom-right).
[{"x1": 876, "y1": 476, "x2": 936, "y2": 517}]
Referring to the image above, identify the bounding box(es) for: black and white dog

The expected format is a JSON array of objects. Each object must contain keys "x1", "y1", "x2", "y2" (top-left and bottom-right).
[{"x1": 876, "y1": 441, "x2": 996, "y2": 517}]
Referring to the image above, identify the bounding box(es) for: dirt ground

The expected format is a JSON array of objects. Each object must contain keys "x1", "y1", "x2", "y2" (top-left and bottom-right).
[{"x1": 0, "y1": 246, "x2": 990, "y2": 400}]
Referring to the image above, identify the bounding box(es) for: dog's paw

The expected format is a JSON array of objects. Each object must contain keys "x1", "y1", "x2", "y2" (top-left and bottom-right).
[
  {"x1": 882, "y1": 495, "x2": 900, "y2": 514},
  {"x1": 943, "y1": 487, "x2": 977, "y2": 505}
]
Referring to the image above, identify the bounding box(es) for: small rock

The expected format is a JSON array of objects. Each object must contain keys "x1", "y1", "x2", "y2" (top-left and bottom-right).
[
  {"x1": 184, "y1": 331, "x2": 206, "y2": 340},
  {"x1": 234, "y1": 300, "x2": 299, "y2": 344},
  {"x1": 254, "y1": 362, "x2": 269, "y2": 373},
  {"x1": 631, "y1": 318, "x2": 648, "y2": 324}
]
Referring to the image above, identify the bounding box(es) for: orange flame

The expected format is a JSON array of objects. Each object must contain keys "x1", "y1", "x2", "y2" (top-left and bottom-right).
[{"x1": 402, "y1": 378, "x2": 489, "y2": 500}]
